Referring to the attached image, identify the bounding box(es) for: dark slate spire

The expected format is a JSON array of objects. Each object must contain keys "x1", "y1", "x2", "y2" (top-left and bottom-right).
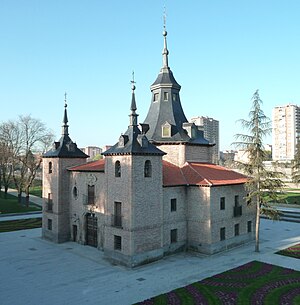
[
  {"x1": 129, "y1": 72, "x2": 138, "y2": 126},
  {"x1": 62, "y1": 92, "x2": 69, "y2": 136},
  {"x1": 103, "y1": 81, "x2": 165, "y2": 156},
  {"x1": 43, "y1": 94, "x2": 88, "y2": 159},
  {"x1": 143, "y1": 20, "x2": 210, "y2": 145}
]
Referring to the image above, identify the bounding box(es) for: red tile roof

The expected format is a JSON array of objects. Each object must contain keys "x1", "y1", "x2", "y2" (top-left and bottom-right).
[
  {"x1": 68, "y1": 159, "x2": 247, "y2": 186},
  {"x1": 163, "y1": 161, "x2": 248, "y2": 187},
  {"x1": 68, "y1": 159, "x2": 105, "y2": 172}
]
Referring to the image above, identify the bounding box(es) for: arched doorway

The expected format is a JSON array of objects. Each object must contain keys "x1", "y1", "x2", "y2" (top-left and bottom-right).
[{"x1": 86, "y1": 213, "x2": 98, "y2": 247}]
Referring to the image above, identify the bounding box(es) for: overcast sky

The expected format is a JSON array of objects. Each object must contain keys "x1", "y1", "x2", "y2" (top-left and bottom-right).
[{"x1": 1, "y1": 0, "x2": 300, "y2": 150}]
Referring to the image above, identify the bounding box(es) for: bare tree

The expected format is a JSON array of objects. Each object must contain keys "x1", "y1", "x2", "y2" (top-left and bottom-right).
[
  {"x1": 233, "y1": 90, "x2": 284, "y2": 252},
  {"x1": 0, "y1": 115, "x2": 54, "y2": 205},
  {"x1": 0, "y1": 141, "x2": 13, "y2": 198}
]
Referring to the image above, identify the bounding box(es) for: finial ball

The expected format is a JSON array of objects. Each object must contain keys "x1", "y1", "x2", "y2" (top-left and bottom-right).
[
  {"x1": 132, "y1": 84, "x2": 136, "y2": 91},
  {"x1": 163, "y1": 30, "x2": 167, "y2": 36}
]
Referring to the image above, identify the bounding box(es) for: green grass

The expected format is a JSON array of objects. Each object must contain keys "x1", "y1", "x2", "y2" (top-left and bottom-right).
[
  {"x1": 29, "y1": 185, "x2": 42, "y2": 197},
  {"x1": 0, "y1": 218, "x2": 42, "y2": 233},
  {"x1": 275, "y1": 192, "x2": 300, "y2": 205},
  {"x1": 0, "y1": 191, "x2": 41, "y2": 214},
  {"x1": 265, "y1": 191, "x2": 300, "y2": 206},
  {"x1": 276, "y1": 243, "x2": 300, "y2": 259},
  {"x1": 135, "y1": 261, "x2": 300, "y2": 305}
]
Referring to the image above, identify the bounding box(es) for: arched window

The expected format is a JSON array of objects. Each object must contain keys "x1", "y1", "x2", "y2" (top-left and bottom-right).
[
  {"x1": 115, "y1": 161, "x2": 121, "y2": 177},
  {"x1": 144, "y1": 160, "x2": 152, "y2": 177},
  {"x1": 48, "y1": 162, "x2": 53, "y2": 174}
]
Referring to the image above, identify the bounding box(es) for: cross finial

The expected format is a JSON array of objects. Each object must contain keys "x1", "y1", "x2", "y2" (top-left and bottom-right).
[
  {"x1": 64, "y1": 92, "x2": 67, "y2": 108},
  {"x1": 131, "y1": 71, "x2": 136, "y2": 91}
]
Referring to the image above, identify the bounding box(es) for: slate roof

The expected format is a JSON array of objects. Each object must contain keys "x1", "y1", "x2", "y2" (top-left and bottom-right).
[
  {"x1": 143, "y1": 30, "x2": 210, "y2": 146},
  {"x1": 43, "y1": 135, "x2": 88, "y2": 159},
  {"x1": 68, "y1": 159, "x2": 105, "y2": 172},
  {"x1": 163, "y1": 161, "x2": 248, "y2": 187},
  {"x1": 43, "y1": 99, "x2": 88, "y2": 159},
  {"x1": 103, "y1": 88, "x2": 165, "y2": 157}
]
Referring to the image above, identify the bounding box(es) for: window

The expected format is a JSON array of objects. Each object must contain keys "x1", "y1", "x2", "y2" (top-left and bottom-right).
[
  {"x1": 88, "y1": 185, "x2": 95, "y2": 205},
  {"x1": 144, "y1": 160, "x2": 152, "y2": 177},
  {"x1": 163, "y1": 92, "x2": 169, "y2": 101},
  {"x1": 48, "y1": 219, "x2": 52, "y2": 231},
  {"x1": 114, "y1": 235, "x2": 122, "y2": 250},
  {"x1": 153, "y1": 93, "x2": 159, "y2": 102},
  {"x1": 48, "y1": 162, "x2": 52, "y2": 174},
  {"x1": 247, "y1": 221, "x2": 252, "y2": 233},
  {"x1": 234, "y1": 195, "x2": 239, "y2": 207},
  {"x1": 172, "y1": 93, "x2": 177, "y2": 101},
  {"x1": 162, "y1": 123, "x2": 171, "y2": 137},
  {"x1": 73, "y1": 186, "x2": 78, "y2": 199},
  {"x1": 220, "y1": 227, "x2": 225, "y2": 241},
  {"x1": 113, "y1": 202, "x2": 122, "y2": 227},
  {"x1": 220, "y1": 197, "x2": 225, "y2": 210},
  {"x1": 115, "y1": 161, "x2": 121, "y2": 177},
  {"x1": 234, "y1": 224, "x2": 240, "y2": 236},
  {"x1": 171, "y1": 198, "x2": 177, "y2": 212},
  {"x1": 170, "y1": 229, "x2": 177, "y2": 243},
  {"x1": 47, "y1": 193, "x2": 53, "y2": 211},
  {"x1": 246, "y1": 193, "x2": 251, "y2": 205}
]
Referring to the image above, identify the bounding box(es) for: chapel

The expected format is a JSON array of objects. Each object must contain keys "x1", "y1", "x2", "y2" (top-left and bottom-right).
[{"x1": 42, "y1": 26, "x2": 256, "y2": 267}]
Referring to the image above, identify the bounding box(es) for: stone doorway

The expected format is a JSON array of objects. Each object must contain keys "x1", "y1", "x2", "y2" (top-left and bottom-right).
[{"x1": 86, "y1": 213, "x2": 98, "y2": 247}]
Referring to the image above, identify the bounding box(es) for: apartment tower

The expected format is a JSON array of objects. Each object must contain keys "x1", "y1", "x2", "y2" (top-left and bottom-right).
[{"x1": 272, "y1": 104, "x2": 300, "y2": 160}]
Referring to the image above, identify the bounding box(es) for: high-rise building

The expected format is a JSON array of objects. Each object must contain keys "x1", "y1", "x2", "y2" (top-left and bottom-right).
[
  {"x1": 190, "y1": 116, "x2": 219, "y2": 163},
  {"x1": 80, "y1": 146, "x2": 102, "y2": 161},
  {"x1": 272, "y1": 104, "x2": 300, "y2": 161}
]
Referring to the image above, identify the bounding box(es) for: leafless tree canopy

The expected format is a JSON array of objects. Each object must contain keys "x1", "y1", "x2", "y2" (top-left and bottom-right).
[{"x1": 0, "y1": 115, "x2": 54, "y2": 204}]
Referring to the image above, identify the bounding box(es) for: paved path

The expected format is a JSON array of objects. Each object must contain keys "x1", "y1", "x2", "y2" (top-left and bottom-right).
[
  {"x1": 6, "y1": 188, "x2": 43, "y2": 207},
  {"x1": 1, "y1": 219, "x2": 300, "y2": 305}
]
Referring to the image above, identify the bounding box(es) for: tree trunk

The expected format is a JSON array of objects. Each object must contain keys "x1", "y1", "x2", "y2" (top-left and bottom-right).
[
  {"x1": 255, "y1": 199, "x2": 260, "y2": 252},
  {"x1": 18, "y1": 192, "x2": 22, "y2": 204},
  {"x1": 4, "y1": 185, "x2": 8, "y2": 199},
  {"x1": 25, "y1": 186, "x2": 30, "y2": 207}
]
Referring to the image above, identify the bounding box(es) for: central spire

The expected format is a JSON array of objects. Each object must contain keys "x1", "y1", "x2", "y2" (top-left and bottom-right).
[{"x1": 162, "y1": 10, "x2": 169, "y2": 68}]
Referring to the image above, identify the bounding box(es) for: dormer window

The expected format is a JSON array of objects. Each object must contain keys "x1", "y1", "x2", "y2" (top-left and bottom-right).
[
  {"x1": 162, "y1": 122, "x2": 171, "y2": 138},
  {"x1": 144, "y1": 160, "x2": 152, "y2": 177},
  {"x1": 115, "y1": 161, "x2": 121, "y2": 177},
  {"x1": 163, "y1": 92, "x2": 169, "y2": 101},
  {"x1": 153, "y1": 93, "x2": 159, "y2": 102}
]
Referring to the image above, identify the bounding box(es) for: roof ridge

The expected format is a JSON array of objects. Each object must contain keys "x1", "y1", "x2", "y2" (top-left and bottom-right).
[{"x1": 185, "y1": 162, "x2": 212, "y2": 186}]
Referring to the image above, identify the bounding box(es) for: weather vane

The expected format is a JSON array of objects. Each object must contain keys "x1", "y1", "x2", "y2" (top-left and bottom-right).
[
  {"x1": 64, "y1": 92, "x2": 67, "y2": 107},
  {"x1": 131, "y1": 71, "x2": 136, "y2": 90},
  {"x1": 163, "y1": 6, "x2": 167, "y2": 30}
]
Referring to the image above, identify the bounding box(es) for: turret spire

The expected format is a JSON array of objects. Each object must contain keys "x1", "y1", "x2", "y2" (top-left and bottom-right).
[
  {"x1": 129, "y1": 72, "x2": 138, "y2": 126},
  {"x1": 162, "y1": 8, "x2": 169, "y2": 68},
  {"x1": 62, "y1": 92, "x2": 69, "y2": 135}
]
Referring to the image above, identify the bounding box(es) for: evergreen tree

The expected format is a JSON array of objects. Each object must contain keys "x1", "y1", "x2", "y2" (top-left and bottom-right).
[
  {"x1": 292, "y1": 140, "x2": 300, "y2": 185},
  {"x1": 233, "y1": 90, "x2": 284, "y2": 252}
]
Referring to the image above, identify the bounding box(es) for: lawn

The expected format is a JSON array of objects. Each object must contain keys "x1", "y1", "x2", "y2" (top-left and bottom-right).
[
  {"x1": 267, "y1": 191, "x2": 300, "y2": 206},
  {"x1": 276, "y1": 243, "x2": 300, "y2": 259},
  {"x1": 136, "y1": 261, "x2": 300, "y2": 305},
  {"x1": 0, "y1": 191, "x2": 41, "y2": 214},
  {"x1": 29, "y1": 185, "x2": 42, "y2": 197},
  {"x1": 0, "y1": 218, "x2": 42, "y2": 233}
]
